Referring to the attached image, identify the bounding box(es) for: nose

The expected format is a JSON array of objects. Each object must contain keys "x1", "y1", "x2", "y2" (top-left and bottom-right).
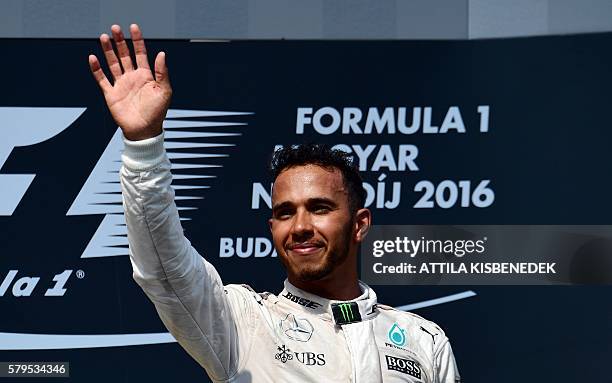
[{"x1": 290, "y1": 208, "x2": 314, "y2": 240}]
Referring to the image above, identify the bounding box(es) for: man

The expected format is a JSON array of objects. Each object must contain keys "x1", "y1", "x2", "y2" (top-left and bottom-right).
[{"x1": 89, "y1": 24, "x2": 460, "y2": 382}]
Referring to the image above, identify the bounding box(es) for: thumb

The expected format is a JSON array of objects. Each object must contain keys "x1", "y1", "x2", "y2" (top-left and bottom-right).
[{"x1": 154, "y1": 51, "x2": 171, "y2": 88}]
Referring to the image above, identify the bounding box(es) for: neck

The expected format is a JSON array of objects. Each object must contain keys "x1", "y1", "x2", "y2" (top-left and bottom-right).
[{"x1": 288, "y1": 268, "x2": 361, "y2": 301}]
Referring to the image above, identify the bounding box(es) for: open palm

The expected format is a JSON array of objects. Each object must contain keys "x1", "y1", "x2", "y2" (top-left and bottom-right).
[{"x1": 89, "y1": 24, "x2": 172, "y2": 141}]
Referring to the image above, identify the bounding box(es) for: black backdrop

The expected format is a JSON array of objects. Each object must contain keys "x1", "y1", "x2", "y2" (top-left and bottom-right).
[{"x1": 1, "y1": 33, "x2": 611, "y2": 382}]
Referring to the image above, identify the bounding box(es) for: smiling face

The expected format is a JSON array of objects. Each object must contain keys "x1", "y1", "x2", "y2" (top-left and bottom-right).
[{"x1": 269, "y1": 164, "x2": 367, "y2": 285}]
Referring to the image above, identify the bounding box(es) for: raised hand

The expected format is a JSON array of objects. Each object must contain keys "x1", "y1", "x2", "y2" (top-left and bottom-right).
[{"x1": 89, "y1": 24, "x2": 172, "y2": 141}]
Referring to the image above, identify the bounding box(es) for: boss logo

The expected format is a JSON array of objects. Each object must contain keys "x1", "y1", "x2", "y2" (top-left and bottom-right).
[{"x1": 385, "y1": 355, "x2": 422, "y2": 379}]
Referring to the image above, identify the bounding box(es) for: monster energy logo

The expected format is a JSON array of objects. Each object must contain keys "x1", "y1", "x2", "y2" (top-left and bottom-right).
[
  {"x1": 331, "y1": 302, "x2": 362, "y2": 325},
  {"x1": 339, "y1": 303, "x2": 354, "y2": 321}
]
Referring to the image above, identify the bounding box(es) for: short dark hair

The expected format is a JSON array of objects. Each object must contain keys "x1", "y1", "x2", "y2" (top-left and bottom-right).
[{"x1": 270, "y1": 143, "x2": 366, "y2": 212}]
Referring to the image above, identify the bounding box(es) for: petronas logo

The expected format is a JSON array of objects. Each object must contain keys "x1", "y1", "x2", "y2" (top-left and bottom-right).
[
  {"x1": 338, "y1": 303, "x2": 354, "y2": 322},
  {"x1": 388, "y1": 323, "x2": 406, "y2": 347}
]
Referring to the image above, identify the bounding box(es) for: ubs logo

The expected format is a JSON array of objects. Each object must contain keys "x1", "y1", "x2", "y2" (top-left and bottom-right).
[{"x1": 274, "y1": 345, "x2": 326, "y2": 366}]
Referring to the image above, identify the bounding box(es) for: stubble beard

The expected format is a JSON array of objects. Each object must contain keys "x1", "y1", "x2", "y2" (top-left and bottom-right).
[{"x1": 279, "y1": 223, "x2": 353, "y2": 282}]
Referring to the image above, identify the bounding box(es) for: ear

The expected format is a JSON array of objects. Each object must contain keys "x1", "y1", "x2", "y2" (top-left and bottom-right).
[
  {"x1": 268, "y1": 217, "x2": 274, "y2": 233},
  {"x1": 353, "y1": 208, "x2": 371, "y2": 243}
]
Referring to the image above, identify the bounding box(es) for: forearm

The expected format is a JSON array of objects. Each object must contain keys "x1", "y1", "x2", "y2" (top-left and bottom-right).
[
  {"x1": 89, "y1": 24, "x2": 241, "y2": 378},
  {"x1": 120, "y1": 132, "x2": 240, "y2": 379},
  {"x1": 120, "y1": 132, "x2": 188, "y2": 283}
]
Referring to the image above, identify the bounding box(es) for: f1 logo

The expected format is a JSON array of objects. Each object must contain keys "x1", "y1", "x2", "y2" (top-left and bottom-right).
[{"x1": 0, "y1": 107, "x2": 85, "y2": 215}]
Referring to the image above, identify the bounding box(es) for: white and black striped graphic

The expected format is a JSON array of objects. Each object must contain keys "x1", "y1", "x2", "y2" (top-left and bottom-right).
[{"x1": 67, "y1": 109, "x2": 251, "y2": 258}]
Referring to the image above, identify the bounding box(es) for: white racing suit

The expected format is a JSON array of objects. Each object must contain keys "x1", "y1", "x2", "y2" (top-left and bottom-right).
[{"x1": 120, "y1": 133, "x2": 461, "y2": 383}]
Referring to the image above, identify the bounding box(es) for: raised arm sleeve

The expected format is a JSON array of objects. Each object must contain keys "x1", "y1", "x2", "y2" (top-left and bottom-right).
[
  {"x1": 434, "y1": 338, "x2": 461, "y2": 383},
  {"x1": 120, "y1": 132, "x2": 243, "y2": 381}
]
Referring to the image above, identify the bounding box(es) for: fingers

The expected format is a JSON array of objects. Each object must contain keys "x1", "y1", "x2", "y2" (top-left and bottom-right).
[
  {"x1": 130, "y1": 24, "x2": 150, "y2": 70},
  {"x1": 100, "y1": 33, "x2": 123, "y2": 81},
  {"x1": 88, "y1": 54, "x2": 112, "y2": 94},
  {"x1": 154, "y1": 51, "x2": 171, "y2": 89},
  {"x1": 111, "y1": 25, "x2": 134, "y2": 72}
]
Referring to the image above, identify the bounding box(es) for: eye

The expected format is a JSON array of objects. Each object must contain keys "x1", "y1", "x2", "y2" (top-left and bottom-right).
[
  {"x1": 274, "y1": 209, "x2": 293, "y2": 220},
  {"x1": 313, "y1": 205, "x2": 331, "y2": 214}
]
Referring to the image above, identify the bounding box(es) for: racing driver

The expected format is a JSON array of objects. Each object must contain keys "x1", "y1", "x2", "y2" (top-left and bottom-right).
[{"x1": 89, "y1": 24, "x2": 461, "y2": 382}]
